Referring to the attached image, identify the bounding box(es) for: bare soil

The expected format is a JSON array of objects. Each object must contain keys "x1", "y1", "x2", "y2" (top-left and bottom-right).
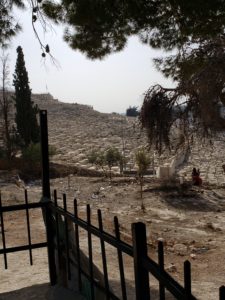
[{"x1": 1, "y1": 175, "x2": 225, "y2": 299}]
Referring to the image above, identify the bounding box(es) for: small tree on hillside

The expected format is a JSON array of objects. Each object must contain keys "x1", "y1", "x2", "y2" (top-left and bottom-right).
[
  {"x1": 105, "y1": 147, "x2": 122, "y2": 180},
  {"x1": 126, "y1": 106, "x2": 139, "y2": 117},
  {"x1": 87, "y1": 150, "x2": 99, "y2": 165},
  {"x1": 87, "y1": 149, "x2": 106, "y2": 175},
  {"x1": 13, "y1": 46, "x2": 40, "y2": 148},
  {"x1": 22, "y1": 143, "x2": 56, "y2": 165},
  {"x1": 135, "y1": 148, "x2": 151, "y2": 207},
  {"x1": 87, "y1": 148, "x2": 122, "y2": 179}
]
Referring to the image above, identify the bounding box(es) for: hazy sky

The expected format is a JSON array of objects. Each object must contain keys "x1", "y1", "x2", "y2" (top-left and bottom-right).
[{"x1": 6, "y1": 7, "x2": 174, "y2": 114}]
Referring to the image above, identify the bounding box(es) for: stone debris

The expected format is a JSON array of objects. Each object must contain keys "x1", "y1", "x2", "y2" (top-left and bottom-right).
[
  {"x1": 173, "y1": 243, "x2": 188, "y2": 256},
  {"x1": 165, "y1": 263, "x2": 177, "y2": 273}
]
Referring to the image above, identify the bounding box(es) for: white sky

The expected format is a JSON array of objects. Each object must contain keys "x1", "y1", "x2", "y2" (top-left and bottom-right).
[{"x1": 6, "y1": 7, "x2": 174, "y2": 114}]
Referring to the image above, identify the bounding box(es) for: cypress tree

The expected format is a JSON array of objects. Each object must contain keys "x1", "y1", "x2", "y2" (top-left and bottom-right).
[{"x1": 13, "y1": 46, "x2": 39, "y2": 147}]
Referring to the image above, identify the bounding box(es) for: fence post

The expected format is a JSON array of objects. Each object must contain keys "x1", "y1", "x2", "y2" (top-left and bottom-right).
[
  {"x1": 220, "y1": 286, "x2": 225, "y2": 300},
  {"x1": 40, "y1": 110, "x2": 57, "y2": 286},
  {"x1": 40, "y1": 110, "x2": 50, "y2": 199},
  {"x1": 132, "y1": 222, "x2": 150, "y2": 300},
  {"x1": 184, "y1": 260, "x2": 191, "y2": 299}
]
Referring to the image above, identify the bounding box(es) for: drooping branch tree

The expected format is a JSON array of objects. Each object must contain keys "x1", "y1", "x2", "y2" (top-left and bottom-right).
[{"x1": 13, "y1": 46, "x2": 40, "y2": 148}]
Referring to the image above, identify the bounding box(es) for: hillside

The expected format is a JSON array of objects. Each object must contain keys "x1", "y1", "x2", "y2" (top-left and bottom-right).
[
  {"x1": 0, "y1": 92, "x2": 224, "y2": 185},
  {"x1": 33, "y1": 93, "x2": 148, "y2": 173},
  {"x1": 33, "y1": 93, "x2": 225, "y2": 186}
]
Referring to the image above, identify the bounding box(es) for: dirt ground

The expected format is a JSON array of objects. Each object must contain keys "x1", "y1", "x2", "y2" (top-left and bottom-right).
[{"x1": 1, "y1": 174, "x2": 225, "y2": 299}]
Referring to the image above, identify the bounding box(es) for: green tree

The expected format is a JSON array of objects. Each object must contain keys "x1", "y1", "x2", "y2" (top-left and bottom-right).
[
  {"x1": 105, "y1": 147, "x2": 122, "y2": 180},
  {"x1": 135, "y1": 148, "x2": 151, "y2": 204},
  {"x1": 87, "y1": 150, "x2": 100, "y2": 166},
  {"x1": 87, "y1": 148, "x2": 122, "y2": 178},
  {"x1": 22, "y1": 143, "x2": 56, "y2": 163},
  {"x1": 126, "y1": 106, "x2": 139, "y2": 117},
  {"x1": 87, "y1": 149, "x2": 106, "y2": 175},
  {"x1": 13, "y1": 46, "x2": 40, "y2": 148}
]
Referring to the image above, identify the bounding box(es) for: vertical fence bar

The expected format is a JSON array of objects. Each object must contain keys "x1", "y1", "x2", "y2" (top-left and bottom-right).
[
  {"x1": 132, "y1": 222, "x2": 150, "y2": 300},
  {"x1": 220, "y1": 286, "x2": 225, "y2": 300},
  {"x1": 63, "y1": 194, "x2": 71, "y2": 281},
  {"x1": 40, "y1": 110, "x2": 50, "y2": 199},
  {"x1": 114, "y1": 216, "x2": 127, "y2": 300},
  {"x1": 87, "y1": 204, "x2": 95, "y2": 300},
  {"x1": 74, "y1": 198, "x2": 82, "y2": 292},
  {"x1": 54, "y1": 190, "x2": 61, "y2": 274},
  {"x1": 40, "y1": 110, "x2": 57, "y2": 285},
  {"x1": 0, "y1": 192, "x2": 7, "y2": 269},
  {"x1": 98, "y1": 209, "x2": 110, "y2": 299},
  {"x1": 158, "y1": 241, "x2": 165, "y2": 300},
  {"x1": 24, "y1": 189, "x2": 33, "y2": 265},
  {"x1": 184, "y1": 260, "x2": 191, "y2": 299}
]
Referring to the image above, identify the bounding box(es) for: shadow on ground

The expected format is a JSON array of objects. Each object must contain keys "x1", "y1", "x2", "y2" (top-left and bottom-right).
[
  {"x1": 0, "y1": 281, "x2": 177, "y2": 300},
  {"x1": 0, "y1": 283, "x2": 50, "y2": 300},
  {"x1": 161, "y1": 190, "x2": 225, "y2": 212}
]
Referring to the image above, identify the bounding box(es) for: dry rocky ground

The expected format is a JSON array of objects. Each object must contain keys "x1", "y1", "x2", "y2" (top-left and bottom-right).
[
  {"x1": 1, "y1": 94, "x2": 225, "y2": 299},
  {"x1": 1, "y1": 175, "x2": 225, "y2": 300}
]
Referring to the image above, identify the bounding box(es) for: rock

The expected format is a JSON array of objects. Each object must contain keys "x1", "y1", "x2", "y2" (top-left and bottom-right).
[
  {"x1": 91, "y1": 193, "x2": 98, "y2": 199},
  {"x1": 192, "y1": 247, "x2": 209, "y2": 254},
  {"x1": 190, "y1": 253, "x2": 197, "y2": 259},
  {"x1": 173, "y1": 243, "x2": 188, "y2": 255},
  {"x1": 165, "y1": 263, "x2": 177, "y2": 273}
]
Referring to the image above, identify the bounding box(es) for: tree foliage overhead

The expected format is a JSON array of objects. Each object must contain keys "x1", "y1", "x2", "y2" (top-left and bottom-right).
[
  {"x1": 42, "y1": 0, "x2": 225, "y2": 150},
  {"x1": 40, "y1": 0, "x2": 225, "y2": 58},
  {"x1": 0, "y1": 0, "x2": 24, "y2": 47},
  {"x1": 13, "y1": 46, "x2": 40, "y2": 147}
]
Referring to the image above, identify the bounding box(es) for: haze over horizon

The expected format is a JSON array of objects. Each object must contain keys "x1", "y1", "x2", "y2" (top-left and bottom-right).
[{"x1": 5, "y1": 7, "x2": 174, "y2": 114}]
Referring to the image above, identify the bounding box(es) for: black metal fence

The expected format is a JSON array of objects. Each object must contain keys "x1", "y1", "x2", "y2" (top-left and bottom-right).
[
  {"x1": 49, "y1": 191, "x2": 198, "y2": 300},
  {"x1": 1, "y1": 190, "x2": 225, "y2": 299},
  {"x1": 0, "y1": 191, "x2": 47, "y2": 269},
  {"x1": 1, "y1": 110, "x2": 225, "y2": 299},
  {"x1": 0, "y1": 189, "x2": 196, "y2": 299}
]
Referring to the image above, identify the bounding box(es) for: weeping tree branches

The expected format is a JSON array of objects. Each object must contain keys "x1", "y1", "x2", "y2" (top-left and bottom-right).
[{"x1": 140, "y1": 39, "x2": 225, "y2": 154}]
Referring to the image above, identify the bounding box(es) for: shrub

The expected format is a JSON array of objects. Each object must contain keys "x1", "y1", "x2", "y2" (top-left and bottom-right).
[
  {"x1": 87, "y1": 149, "x2": 106, "y2": 174},
  {"x1": 126, "y1": 106, "x2": 139, "y2": 117},
  {"x1": 22, "y1": 143, "x2": 56, "y2": 163},
  {"x1": 87, "y1": 147, "x2": 122, "y2": 179},
  {"x1": 135, "y1": 147, "x2": 151, "y2": 203},
  {"x1": 105, "y1": 147, "x2": 122, "y2": 179}
]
